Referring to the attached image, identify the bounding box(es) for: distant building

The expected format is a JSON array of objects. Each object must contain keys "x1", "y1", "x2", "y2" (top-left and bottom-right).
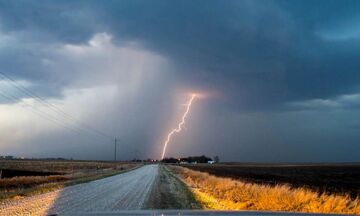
[
  {"x1": 0, "y1": 155, "x2": 15, "y2": 160},
  {"x1": 162, "y1": 155, "x2": 212, "y2": 164}
]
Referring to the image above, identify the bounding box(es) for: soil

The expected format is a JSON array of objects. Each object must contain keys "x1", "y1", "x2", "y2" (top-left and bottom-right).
[{"x1": 182, "y1": 163, "x2": 360, "y2": 198}]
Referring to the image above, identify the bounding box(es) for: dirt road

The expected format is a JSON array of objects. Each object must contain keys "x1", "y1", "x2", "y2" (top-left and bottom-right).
[{"x1": 0, "y1": 164, "x2": 158, "y2": 215}]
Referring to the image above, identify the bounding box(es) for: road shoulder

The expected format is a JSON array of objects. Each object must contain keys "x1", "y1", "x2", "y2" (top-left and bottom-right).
[{"x1": 145, "y1": 165, "x2": 200, "y2": 209}]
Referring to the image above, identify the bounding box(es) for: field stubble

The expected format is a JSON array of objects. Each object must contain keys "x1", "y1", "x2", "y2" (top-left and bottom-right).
[
  {"x1": 182, "y1": 164, "x2": 360, "y2": 198},
  {"x1": 0, "y1": 160, "x2": 139, "y2": 200},
  {"x1": 170, "y1": 165, "x2": 360, "y2": 214}
]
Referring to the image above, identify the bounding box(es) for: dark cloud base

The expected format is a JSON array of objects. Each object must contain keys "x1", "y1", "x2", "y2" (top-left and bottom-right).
[{"x1": 0, "y1": 0, "x2": 359, "y2": 161}]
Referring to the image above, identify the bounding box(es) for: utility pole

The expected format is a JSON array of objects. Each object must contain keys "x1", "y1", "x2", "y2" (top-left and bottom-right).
[{"x1": 114, "y1": 137, "x2": 117, "y2": 161}]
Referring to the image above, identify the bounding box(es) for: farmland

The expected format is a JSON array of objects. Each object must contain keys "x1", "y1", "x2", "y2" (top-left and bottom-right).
[
  {"x1": 171, "y1": 165, "x2": 360, "y2": 214},
  {"x1": 0, "y1": 159, "x2": 140, "y2": 200},
  {"x1": 0, "y1": 164, "x2": 202, "y2": 215},
  {"x1": 181, "y1": 163, "x2": 360, "y2": 198}
]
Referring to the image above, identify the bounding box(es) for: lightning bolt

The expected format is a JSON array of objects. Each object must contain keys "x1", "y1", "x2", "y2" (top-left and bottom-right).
[{"x1": 161, "y1": 94, "x2": 197, "y2": 159}]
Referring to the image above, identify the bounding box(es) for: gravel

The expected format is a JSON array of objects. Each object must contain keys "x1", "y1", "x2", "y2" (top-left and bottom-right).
[{"x1": 0, "y1": 164, "x2": 158, "y2": 216}]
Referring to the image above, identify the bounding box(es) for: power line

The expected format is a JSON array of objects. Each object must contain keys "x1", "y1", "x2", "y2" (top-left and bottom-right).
[
  {"x1": 0, "y1": 71, "x2": 112, "y2": 140},
  {"x1": 0, "y1": 91, "x2": 85, "y2": 136},
  {"x1": 0, "y1": 71, "x2": 111, "y2": 139},
  {"x1": 0, "y1": 91, "x2": 114, "y2": 144}
]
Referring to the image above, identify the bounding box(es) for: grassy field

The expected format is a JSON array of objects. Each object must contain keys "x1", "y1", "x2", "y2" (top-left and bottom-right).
[
  {"x1": 170, "y1": 165, "x2": 360, "y2": 214},
  {"x1": 0, "y1": 159, "x2": 134, "y2": 172},
  {"x1": 0, "y1": 159, "x2": 140, "y2": 200},
  {"x1": 181, "y1": 163, "x2": 360, "y2": 198}
]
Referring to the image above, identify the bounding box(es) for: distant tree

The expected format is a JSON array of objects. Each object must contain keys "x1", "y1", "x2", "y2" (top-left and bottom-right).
[
  {"x1": 199, "y1": 155, "x2": 212, "y2": 163},
  {"x1": 161, "y1": 157, "x2": 179, "y2": 163},
  {"x1": 179, "y1": 158, "x2": 189, "y2": 163},
  {"x1": 162, "y1": 155, "x2": 213, "y2": 163},
  {"x1": 187, "y1": 155, "x2": 212, "y2": 163},
  {"x1": 214, "y1": 156, "x2": 220, "y2": 163}
]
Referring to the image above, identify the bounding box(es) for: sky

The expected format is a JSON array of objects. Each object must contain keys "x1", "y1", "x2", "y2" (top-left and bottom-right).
[{"x1": 0, "y1": 0, "x2": 359, "y2": 162}]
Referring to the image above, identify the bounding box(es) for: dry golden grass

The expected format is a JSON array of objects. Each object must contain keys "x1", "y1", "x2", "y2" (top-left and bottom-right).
[
  {"x1": 0, "y1": 159, "x2": 136, "y2": 173},
  {"x1": 0, "y1": 160, "x2": 140, "y2": 200},
  {"x1": 0, "y1": 175, "x2": 70, "y2": 190},
  {"x1": 170, "y1": 166, "x2": 360, "y2": 214}
]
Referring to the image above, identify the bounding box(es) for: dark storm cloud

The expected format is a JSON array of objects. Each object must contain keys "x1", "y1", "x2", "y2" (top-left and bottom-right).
[
  {"x1": 0, "y1": 1, "x2": 98, "y2": 97},
  {"x1": 1, "y1": 0, "x2": 360, "y2": 161},
  {"x1": 0, "y1": 1, "x2": 96, "y2": 43},
  {"x1": 89, "y1": 0, "x2": 360, "y2": 109},
  {"x1": 1, "y1": 0, "x2": 360, "y2": 109}
]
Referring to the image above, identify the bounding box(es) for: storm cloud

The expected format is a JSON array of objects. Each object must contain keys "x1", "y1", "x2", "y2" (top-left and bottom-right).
[{"x1": 0, "y1": 0, "x2": 359, "y2": 161}]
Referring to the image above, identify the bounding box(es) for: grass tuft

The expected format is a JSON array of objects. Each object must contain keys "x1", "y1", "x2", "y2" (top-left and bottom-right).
[{"x1": 170, "y1": 166, "x2": 360, "y2": 214}]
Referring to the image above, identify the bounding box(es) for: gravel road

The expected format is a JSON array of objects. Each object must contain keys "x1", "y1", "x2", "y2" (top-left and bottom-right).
[{"x1": 0, "y1": 164, "x2": 158, "y2": 216}]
